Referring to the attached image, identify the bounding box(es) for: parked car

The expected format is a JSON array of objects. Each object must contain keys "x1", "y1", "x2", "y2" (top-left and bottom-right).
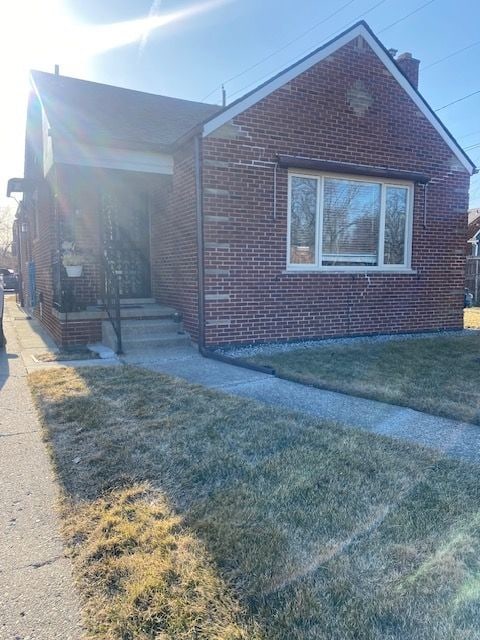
[{"x1": 0, "y1": 268, "x2": 18, "y2": 291}]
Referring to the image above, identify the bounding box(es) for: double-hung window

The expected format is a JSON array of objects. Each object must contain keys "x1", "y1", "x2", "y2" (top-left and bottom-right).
[{"x1": 287, "y1": 172, "x2": 413, "y2": 271}]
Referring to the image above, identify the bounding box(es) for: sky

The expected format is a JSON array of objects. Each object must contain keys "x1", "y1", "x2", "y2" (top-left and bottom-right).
[{"x1": 0, "y1": 0, "x2": 479, "y2": 215}]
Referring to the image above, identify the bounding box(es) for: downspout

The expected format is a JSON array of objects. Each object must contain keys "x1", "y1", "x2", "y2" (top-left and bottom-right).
[
  {"x1": 193, "y1": 133, "x2": 273, "y2": 374},
  {"x1": 194, "y1": 135, "x2": 206, "y2": 350}
]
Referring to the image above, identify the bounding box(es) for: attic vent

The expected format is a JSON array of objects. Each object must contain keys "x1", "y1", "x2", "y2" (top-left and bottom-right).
[
  {"x1": 347, "y1": 80, "x2": 373, "y2": 116},
  {"x1": 353, "y1": 35, "x2": 368, "y2": 53}
]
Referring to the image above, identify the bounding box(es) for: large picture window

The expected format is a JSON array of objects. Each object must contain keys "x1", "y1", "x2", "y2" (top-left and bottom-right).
[{"x1": 287, "y1": 172, "x2": 413, "y2": 271}]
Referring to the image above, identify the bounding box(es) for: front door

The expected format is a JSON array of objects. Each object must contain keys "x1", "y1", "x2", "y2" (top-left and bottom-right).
[{"x1": 101, "y1": 187, "x2": 151, "y2": 298}]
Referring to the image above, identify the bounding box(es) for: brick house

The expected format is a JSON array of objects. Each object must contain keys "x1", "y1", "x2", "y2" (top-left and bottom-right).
[{"x1": 12, "y1": 21, "x2": 476, "y2": 351}]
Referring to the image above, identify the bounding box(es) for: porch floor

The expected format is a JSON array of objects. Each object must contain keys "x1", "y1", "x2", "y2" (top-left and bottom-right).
[{"x1": 53, "y1": 301, "x2": 177, "y2": 322}]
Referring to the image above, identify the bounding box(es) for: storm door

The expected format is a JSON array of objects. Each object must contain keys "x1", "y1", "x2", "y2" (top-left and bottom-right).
[{"x1": 101, "y1": 186, "x2": 151, "y2": 298}]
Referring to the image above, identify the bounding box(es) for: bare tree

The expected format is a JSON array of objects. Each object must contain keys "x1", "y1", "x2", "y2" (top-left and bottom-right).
[{"x1": 0, "y1": 204, "x2": 16, "y2": 268}]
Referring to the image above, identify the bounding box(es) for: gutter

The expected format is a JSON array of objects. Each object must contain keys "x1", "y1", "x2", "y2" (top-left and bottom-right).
[
  {"x1": 277, "y1": 155, "x2": 431, "y2": 184},
  {"x1": 193, "y1": 132, "x2": 274, "y2": 375}
]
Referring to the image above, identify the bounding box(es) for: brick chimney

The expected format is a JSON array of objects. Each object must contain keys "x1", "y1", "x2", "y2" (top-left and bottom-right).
[{"x1": 396, "y1": 52, "x2": 420, "y2": 89}]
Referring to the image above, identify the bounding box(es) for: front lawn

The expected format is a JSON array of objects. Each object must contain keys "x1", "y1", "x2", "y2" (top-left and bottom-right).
[
  {"x1": 30, "y1": 366, "x2": 480, "y2": 639},
  {"x1": 247, "y1": 333, "x2": 480, "y2": 424}
]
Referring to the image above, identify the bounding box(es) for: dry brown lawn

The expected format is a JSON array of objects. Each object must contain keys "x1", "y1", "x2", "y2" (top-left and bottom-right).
[
  {"x1": 34, "y1": 350, "x2": 99, "y2": 362},
  {"x1": 464, "y1": 307, "x2": 480, "y2": 330},
  {"x1": 29, "y1": 365, "x2": 480, "y2": 639}
]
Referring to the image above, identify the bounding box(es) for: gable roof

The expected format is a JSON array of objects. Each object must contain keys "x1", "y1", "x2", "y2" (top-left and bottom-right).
[
  {"x1": 31, "y1": 70, "x2": 221, "y2": 151},
  {"x1": 201, "y1": 21, "x2": 476, "y2": 176}
]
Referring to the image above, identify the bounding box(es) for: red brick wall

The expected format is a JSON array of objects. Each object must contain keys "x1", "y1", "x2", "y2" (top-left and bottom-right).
[
  {"x1": 56, "y1": 318, "x2": 102, "y2": 346},
  {"x1": 32, "y1": 173, "x2": 60, "y2": 340},
  {"x1": 21, "y1": 92, "x2": 45, "y2": 317},
  {"x1": 55, "y1": 165, "x2": 104, "y2": 309},
  {"x1": 29, "y1": 165, "x2": 104, "y2": 347},
  {"x1": 201, "y1": 36, "x2": 470, "y2": 346},
  {"x1": 23, "y1": 165, "x2": 104, "y2": 347},
  {"x1": 21, "y1": 97, "x2": 104, "y2": 347},
  {"x1": 151, "y1": 142, "x2": 199, "y2": 339},
  {"x1": 22, "y1": 90, "x2": 61, "y2": 343}
]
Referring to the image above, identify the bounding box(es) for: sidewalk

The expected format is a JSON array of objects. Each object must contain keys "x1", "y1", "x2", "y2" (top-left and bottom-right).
[
  {"x1": 123, "y1": 344, "x2": 480, "y2": 464},
  {"x1": 0, "y1": 295, "x2": 83, "y2": 640}
]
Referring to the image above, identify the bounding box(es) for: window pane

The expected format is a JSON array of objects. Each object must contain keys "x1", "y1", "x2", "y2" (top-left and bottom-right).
[
  {"x1": 384, "y1": 186, "x2": 408, "y2": 265},
  {"x1": 290, "y1": 176, "x2": 317, "y2": 265},
  {"x1": 322, "y1": 178, "x2": 380, "y2": 266}
]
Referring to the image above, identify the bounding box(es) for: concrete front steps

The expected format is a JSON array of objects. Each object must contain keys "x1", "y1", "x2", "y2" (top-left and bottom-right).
[
  {"x1": 89, "y1": 298, "x2": 175, "y2": 320},
  {"x1": 100, "y1": 300, "x2": 190, "y2": 352}
]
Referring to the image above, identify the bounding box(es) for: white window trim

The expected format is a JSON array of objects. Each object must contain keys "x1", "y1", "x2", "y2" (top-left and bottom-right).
[{"x1": 286, "y1": 170, "x2": 414, "y2": 273}]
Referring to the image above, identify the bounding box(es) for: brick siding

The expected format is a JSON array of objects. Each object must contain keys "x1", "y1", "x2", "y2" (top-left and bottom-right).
[
  {"x1": 151, "y1": 142, "x2": 199, "y2": 340},
  {"x1": 21, "y1": 91, "x2": 64, "y2": 344},
  {"x1": 21, "y1": 96, "x2": 106, "y2": 347},
  {"x1": 200, "y1": 36, "x2": 470, "y2": 346}
]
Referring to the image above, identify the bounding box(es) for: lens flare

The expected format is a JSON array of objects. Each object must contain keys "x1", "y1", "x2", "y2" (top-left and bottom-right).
[{"x1": 81, "y1": 0, "x2": 232, "y2": 57}]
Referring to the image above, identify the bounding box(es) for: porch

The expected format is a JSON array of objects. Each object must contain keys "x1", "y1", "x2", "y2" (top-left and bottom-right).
[{"x1": 47, "y1": 165, "x2": 188, "y2": 351}]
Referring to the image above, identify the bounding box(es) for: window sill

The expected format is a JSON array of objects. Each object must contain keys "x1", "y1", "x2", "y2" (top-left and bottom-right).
[{"x1": 282, "y1": 268, "x2": 417, "y2": 275}]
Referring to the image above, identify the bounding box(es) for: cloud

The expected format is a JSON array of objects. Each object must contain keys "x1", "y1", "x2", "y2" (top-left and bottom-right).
[{"x1": 140, "y1": 0, "x2": 165, "y2": 54}]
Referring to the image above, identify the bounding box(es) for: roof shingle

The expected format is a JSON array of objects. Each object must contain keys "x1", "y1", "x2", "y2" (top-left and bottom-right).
[{"x1": 31, "y1": 70, "x2": 221, "y2": 150}]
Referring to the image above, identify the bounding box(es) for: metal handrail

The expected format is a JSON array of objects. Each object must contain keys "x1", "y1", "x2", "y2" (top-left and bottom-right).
[{"x1": 100, "y1": 253, "x2": 123, "y2": 354}]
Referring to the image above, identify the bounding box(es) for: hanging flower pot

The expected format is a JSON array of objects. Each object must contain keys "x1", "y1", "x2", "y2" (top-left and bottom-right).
[
  {"x1": 62, "y1": 242, "x2": 95, "y2": 278},
  {"x1": 65, "y1": 264, "x2": 83, "y2": 277}
]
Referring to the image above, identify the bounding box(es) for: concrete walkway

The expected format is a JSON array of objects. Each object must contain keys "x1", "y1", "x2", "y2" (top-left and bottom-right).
[
  {"x1": 0, "y1": 295, "x2": 83, "y2": 640},
  {"x1": 123, "y1": 344, "x2": 480, "y2": 464}
]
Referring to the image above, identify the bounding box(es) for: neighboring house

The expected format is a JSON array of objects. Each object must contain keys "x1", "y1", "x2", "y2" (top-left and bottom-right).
[
  {"x1": 466, "y1": 208, "x2": 480, "y2": 304},
  {"x1": 467, "y1": 208, "x2": 480, "y2": 255},
  {"x1": 11, "y1": 21, "x2": 476, "y2": 350}
]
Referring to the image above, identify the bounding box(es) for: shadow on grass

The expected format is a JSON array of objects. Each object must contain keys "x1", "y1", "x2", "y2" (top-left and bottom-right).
[{"x1": 29, "y1": 365, "x2": 480, "y2": 640}]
